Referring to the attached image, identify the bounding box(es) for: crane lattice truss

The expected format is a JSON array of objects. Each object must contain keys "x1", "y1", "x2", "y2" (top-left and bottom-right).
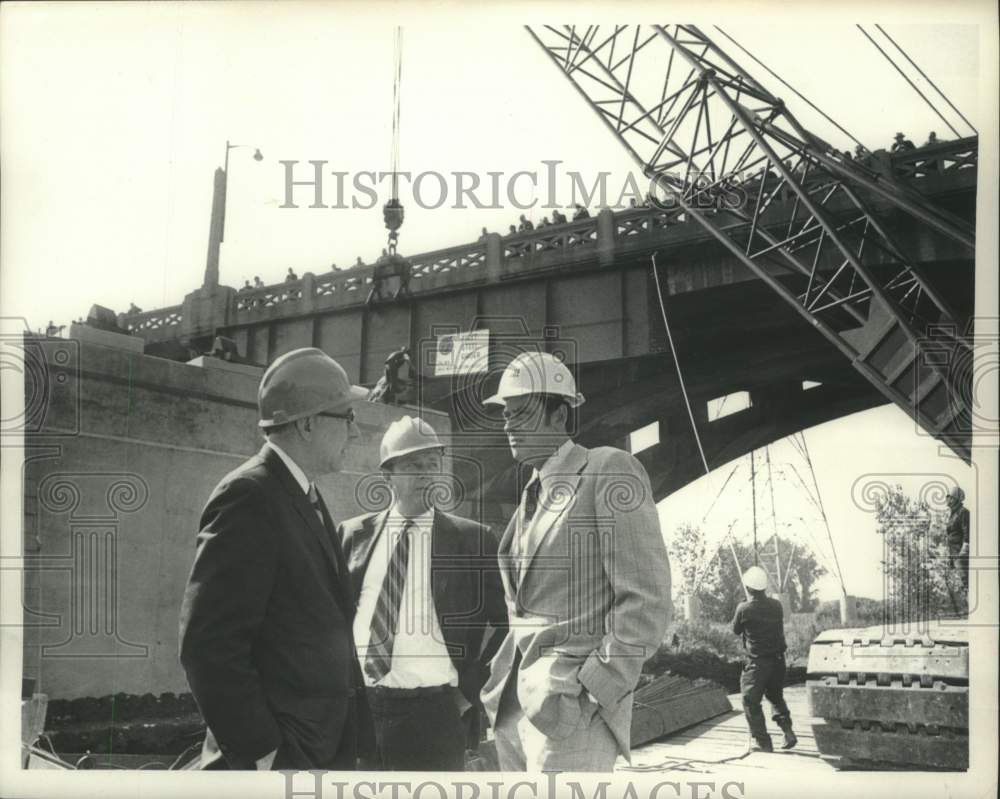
[{"x1": 528, "y1": 25, "x2": 976, "y2": 461}]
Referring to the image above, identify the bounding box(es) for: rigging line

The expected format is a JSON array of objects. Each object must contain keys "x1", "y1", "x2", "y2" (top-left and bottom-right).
[
  {"x1": 651, "y1": 253, "x2": 709, "y2": 474},
  {"x1": 699, "y1": 462, "x2": 741, "y2": 523},
  {"x1": 856, "y1": 25, "x2": 962, "y2": 140},
  {"x1": 875, "y1": 24, "x2": 978, "y2": 137},
  {"x1": 690, "y1": 518, "x2": 748, "y2": 600},
  {"x1": 797, "y1": 431, "x2": 847, "y2": 592},
  {"x1": 712, "y1": 25, "x2": 868, "y2": 152},
  {"x1": 765, "y1": 446, "x2": 782, "y2": 587}
]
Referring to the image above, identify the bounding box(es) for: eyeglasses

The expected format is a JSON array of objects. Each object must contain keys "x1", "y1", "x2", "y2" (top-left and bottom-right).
[{"x1": 321, "y1": 408, "x2": 356, "y2": 424}]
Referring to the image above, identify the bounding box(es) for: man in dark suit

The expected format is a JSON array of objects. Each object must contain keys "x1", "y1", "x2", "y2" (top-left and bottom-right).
[
  {"x1": 179, "y1": 347, "x2": 371, "y2": 770},
  {"x1": 340, "y1": 415, "x2": 507, "y2": 771}
]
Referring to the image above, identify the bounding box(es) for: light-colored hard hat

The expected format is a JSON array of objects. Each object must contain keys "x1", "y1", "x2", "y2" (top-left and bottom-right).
[
  {"x1": 258, "y1": 347, "x2": 353, "y2": 428},
  {"x1": 379, "y1": 415, "x2": 444, "y2": 468},
  {"x1": 483, "y1": 351, "x2": 585, "y2": 408},
  {"x1": 742, "y1": 566, "x2": 768, "y2": 592}
]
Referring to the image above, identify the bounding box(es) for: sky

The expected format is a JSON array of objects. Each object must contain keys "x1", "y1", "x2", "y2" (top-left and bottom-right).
[{"x1": 1, "y1": 4, "x2": 995, "y2": 602}]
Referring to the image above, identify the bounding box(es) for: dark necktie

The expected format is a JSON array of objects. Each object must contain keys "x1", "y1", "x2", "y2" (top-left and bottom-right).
[
  {"x1": 513, "y1": 475, "x2": 541, "y2": 587},
  {"x1": 364, "y1": 520, "x2": 414, "y2": 683},
  {"x1": 307, "y1": 483, "x2": 326, "y2": 527}
]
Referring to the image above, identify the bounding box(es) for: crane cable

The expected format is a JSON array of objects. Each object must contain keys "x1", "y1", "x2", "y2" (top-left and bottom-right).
[
  {"x1": 856, "y1": 25, "x2": 963, "y2": 140},
  {"x1": 713, "y1": 26, "x2": 869, "y2": 153},
  {"x1": 874, "y1": 24, "x2": 978, "y2": 137},
  {"x1": 653, "y1": 251, "x2": 749, "y2": 600},
  {"x1": 390, "y1": 27, "x2": 403, "y2": 201},
  {"x1": 651, "y1": 253, "x2": 709, "y2": 474}
]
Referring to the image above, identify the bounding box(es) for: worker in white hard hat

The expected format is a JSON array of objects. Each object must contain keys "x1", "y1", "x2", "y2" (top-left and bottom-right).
[
  {"x1": 945, "y1": 484, "x2": 970, "y2": 592},
  {"x1": 180, "y1": 348, "x2": 371, "y2": 771},
  {"x1": 731, "y1": 564, "x2": 796, "y2": 752},
  {"x1": 339, "y1": 415, "x2": 507, "y2": 771},
  {"x1": 479, "y1": 351, "x2": 672, "y2": 772}
]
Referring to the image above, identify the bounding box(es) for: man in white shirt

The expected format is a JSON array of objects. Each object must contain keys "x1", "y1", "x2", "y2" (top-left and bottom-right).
[{"x1": 340, "y1": 416, "x2": 507, "y2": 771}]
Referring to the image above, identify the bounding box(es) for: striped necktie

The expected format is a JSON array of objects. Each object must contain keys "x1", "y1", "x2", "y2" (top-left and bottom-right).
[{"x1": 364, "y1": 520, "x2": 414, "y2": 683}]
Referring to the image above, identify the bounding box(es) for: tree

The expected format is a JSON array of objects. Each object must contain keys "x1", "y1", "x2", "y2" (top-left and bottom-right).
[
  {"x1": 875, "y1": 485, "x2": 965, "y2": 623},
  {"x1": 670, "y1": 525, "x2": 826, "y2": 623}
]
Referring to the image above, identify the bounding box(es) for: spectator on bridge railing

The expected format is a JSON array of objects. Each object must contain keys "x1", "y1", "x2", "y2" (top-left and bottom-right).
[
  {"x1": 478, "y1": 226, "x2": 489, "y2": 240},
  {"x1": 254, "y1": 276, "x2": 264, "y2": 288},
  {"x1": 127, "y1": 303, "x2": 142, "y2": 314},
  {"x1": 537, "y1": 216, "x2": 550, "y2": 228},
  {"x1": 551, "y1": 209, "x2": 568, "y2": 225},
  {"x1": 925, "y1": 131, "x2": 939, "y2": 146},
  {"x1": 286, "y1": 268, "x2": 298, "y2": 282},
  {"x1": 240, "y1": 280, "x2": 252, "y2": 292},
  {"x1": 891, "y1": 132, "x2": 916, "y2": 152},
  {"x1": 572, "y1": 203, "x2": 590, "y2": 220},
  {"x1": 518, "y1": 214, "x2": 534, "y2": 232},
  {"x1": 507, "y1": 224, "x2": 517, "y2": 236},
  {"x1": 354, "y1": 257, "x2": 364, "y2": 269}
]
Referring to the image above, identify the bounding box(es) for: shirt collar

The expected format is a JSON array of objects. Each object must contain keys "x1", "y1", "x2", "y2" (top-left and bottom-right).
[
  {"x1": 265, "y1": 441, "x2": 310, "y2": 495},
  {"x1": 387, "y1": 505, "x2": 435, "y2": 533},
  {"x1": 532, "y1": 438, "x2": 575, "y2": 484}
]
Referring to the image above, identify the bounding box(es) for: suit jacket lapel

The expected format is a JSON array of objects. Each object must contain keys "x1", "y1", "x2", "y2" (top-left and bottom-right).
[
  {"x1": 261, "y1": 446, "x2": 344, "y2": 589},
  {"x1": 348, "y1": 510, "x2": 390, "y2": 594},
  {"x1": 314, "y1": 493, "x2": 354, "y2": 613},
  {"x1": 430, "y1": 510, "x2": 456, "y2": 629},
  {"x1": 519, "y1": 444, "x2": 588, "y2": 588}
]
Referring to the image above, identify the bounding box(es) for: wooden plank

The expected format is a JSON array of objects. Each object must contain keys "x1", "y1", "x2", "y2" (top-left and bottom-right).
[{"x1": 630, "y1": 676, "x2": 733, "y2": 747}]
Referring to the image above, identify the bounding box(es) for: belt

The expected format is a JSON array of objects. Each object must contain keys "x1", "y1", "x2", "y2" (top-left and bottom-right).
[{"x1": 369, "y1": 683, "x2": 455, "y2": 699}]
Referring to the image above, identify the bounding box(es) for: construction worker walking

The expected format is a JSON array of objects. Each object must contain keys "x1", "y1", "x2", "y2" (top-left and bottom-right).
[{"x1": 731, "y1": 565, "x2": 797, "y2": 753}]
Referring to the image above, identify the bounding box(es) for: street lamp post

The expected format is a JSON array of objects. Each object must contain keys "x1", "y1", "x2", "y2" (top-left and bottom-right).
[{"x1": 203, "y1": 140, "x2": 263, "y2": 288}]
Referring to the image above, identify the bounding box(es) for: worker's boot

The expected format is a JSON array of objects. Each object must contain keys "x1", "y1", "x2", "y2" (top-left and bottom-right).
[
  {"x1": 777, "y1": 718, "x2": 797, "y2": 750},
  {"x1": 751, "y1": 735, "x2": 774, "y2": 753}
]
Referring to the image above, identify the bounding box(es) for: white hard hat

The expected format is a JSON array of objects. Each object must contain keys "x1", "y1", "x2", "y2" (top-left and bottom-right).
[
  {"x1": 483, "y1": 351, "x2": 585, "y2": 408},
  {"x1": 742, "y1": 566, "x2": 768, "y2": 592},
  {"x1": 379, "y1": 415, "x2": 444, "y2": 468}
]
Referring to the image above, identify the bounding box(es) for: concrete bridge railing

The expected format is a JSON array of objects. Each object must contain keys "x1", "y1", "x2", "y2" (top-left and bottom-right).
[{"x1": 117, "y1": 137, "x2": 977, "y2": 345}]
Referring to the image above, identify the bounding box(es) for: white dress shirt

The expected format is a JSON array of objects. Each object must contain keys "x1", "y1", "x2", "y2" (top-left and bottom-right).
[{"x1": 353, "y1": 506, "x2": 459, "y2": 689}]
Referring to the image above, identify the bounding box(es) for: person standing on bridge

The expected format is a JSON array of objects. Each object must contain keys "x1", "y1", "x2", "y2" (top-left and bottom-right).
[
  {"x1": 480, "y1": 351, "x2": 672, "y2": 772},
  {"x1": 179, "y1": 348, "x2": 372, "y2": 770},
  {"x1": 945, "y1": 485, "x2": 970, "y2": 593},
  {"x1": 340, "y1": 416, "x2": 507, "y2": 771},
  {"x1": 731, "y1": 565, "x2": 796, "y2": 753}
]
